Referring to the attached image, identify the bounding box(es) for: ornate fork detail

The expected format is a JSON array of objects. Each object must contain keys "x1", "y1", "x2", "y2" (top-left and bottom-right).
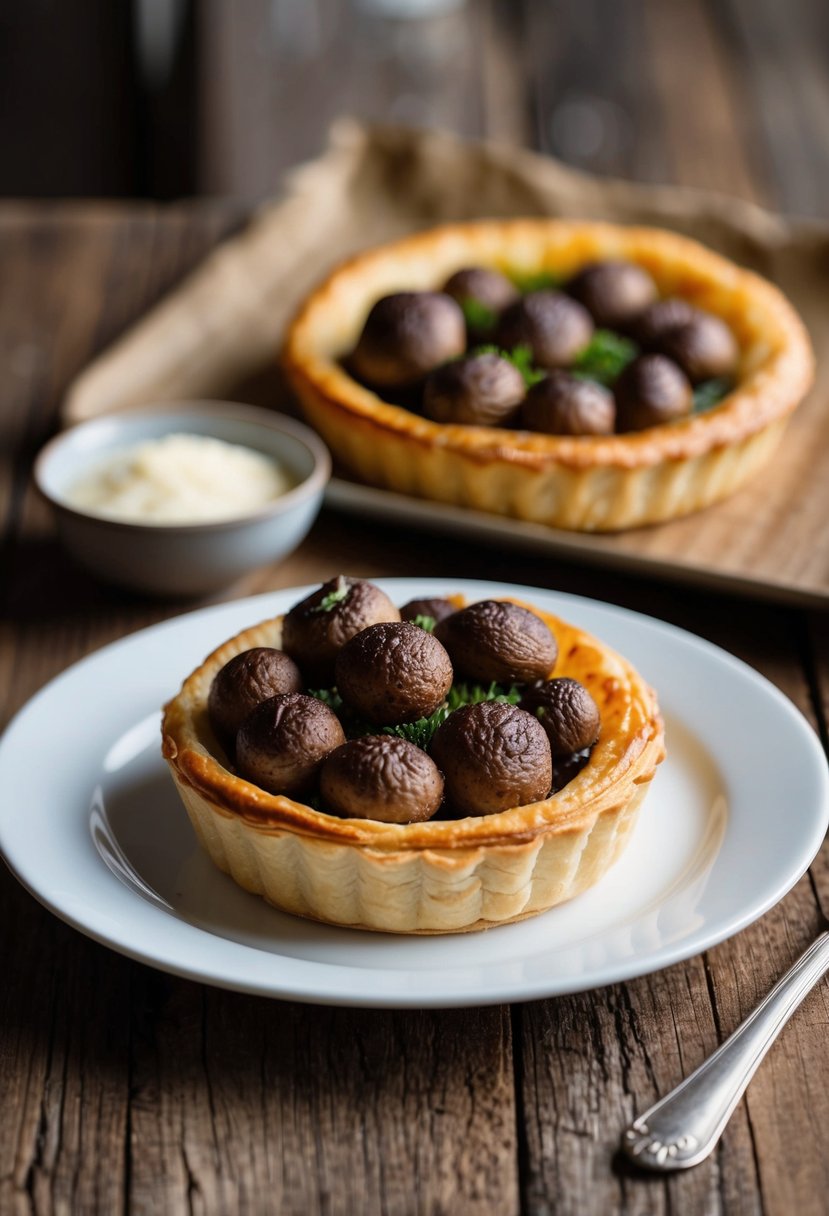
[{"x1": 622, "y1": 931, "x2": 829, "y2": 1170}]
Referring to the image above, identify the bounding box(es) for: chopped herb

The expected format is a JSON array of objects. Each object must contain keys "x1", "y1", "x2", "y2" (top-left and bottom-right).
[
  {"x1": 410, "y1": 614, "x2": 437, "y2": 633},
  {"x1": 311, "y1": 576, "x2": 350, "y2": 614},
  {"x1": 693, "y1": 377, "x2": 734, "y2": 413},
  {"x1": 383, "y1": 707, "x2": 450, "y2": 750},
  {"x1": 308, "y1": 687, "x2": 343, "y2": 712},
  {"x1": 460, "y1": 296, "x2": 497, "y2": 334},
  {"x1": 571, "y1": 329, "x2": 639, "y2": 386},
  {"x1": 509, "y1": 268, "x2": 563, "y2": 294},
  {"x1": 471, "y1": 343, "x2": 546, "y2": 389},
  {"x1": 310, "y1": 679, "x2": 523, "y2": 752},
  {"x1": 446, "y1": 681, "x2": 522, "y2": 711}
]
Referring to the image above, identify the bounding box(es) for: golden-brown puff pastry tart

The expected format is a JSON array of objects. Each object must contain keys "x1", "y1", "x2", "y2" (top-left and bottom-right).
[
  {"x1": 161, "y1": 597, "x2": 665, "y2": 934},
  {"x1": 282, "y1": 219, "x2": 813, "y2": 532}
]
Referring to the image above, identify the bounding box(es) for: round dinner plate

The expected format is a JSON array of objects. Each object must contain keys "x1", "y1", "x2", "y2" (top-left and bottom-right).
[{"x1": 1, "y1": 579, "x2": 827, "y2": 1008}]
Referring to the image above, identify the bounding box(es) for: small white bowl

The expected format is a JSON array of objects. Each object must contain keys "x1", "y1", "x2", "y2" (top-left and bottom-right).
[{"x1": 34, "y1": 402, "x2": 331, "y2": 596}]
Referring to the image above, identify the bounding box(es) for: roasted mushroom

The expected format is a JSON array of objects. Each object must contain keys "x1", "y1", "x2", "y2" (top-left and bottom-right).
[
  {"x1": 567, "y1": 260, "x2": 658, "y2": 330},
  {"x1": 521, "y1": 371, "x2": 615, "y2": 436},
  {"x1": 658, "y1": 313, "x2": 738, "y2": 383},
  {"x1": 430, "y1": 701, "x2": 552, "y2": 816},
  {"x1": 349, "y1": 291, "x2": 466, "y2": 388},
  {"x1": 335, "y1": 621, "x2": 453, "y2": 725},
  {"x1": 236, "y1": 692, "x2": 345, "y2": 796},
  {"x1": 320, "y1": 735, "x2": 444, "y2": 823},
  {"x1": 208, "y1": 647, "x2": 303, "y2": 753},
  {"x1": 632, "y1": 297, "x2": 698, "y2": 349},
  {"x1": 495, "y1": 291, "x2": 593, "y2": 369},
  {"x1": 520, "y1": 678, "x2": 600, "y2": 755},
  {"x1": 442, "y1": 266, "x2": 519, "y2": 339},
  {"x1": 614, "y1": 354, "x2": 693, "y2": 431},
  {"x1": 399, "y1": 597, "x2": 457, "y2": 626},
  {"x1": 281, "y1": 575, "x2": 400, "y2": 685},
  {"x1": 435, "y1": 600, "x2": 558, "y2": 684},
  {"x1": 423, "y1": 353, "x2": 525, "y2": 427}
]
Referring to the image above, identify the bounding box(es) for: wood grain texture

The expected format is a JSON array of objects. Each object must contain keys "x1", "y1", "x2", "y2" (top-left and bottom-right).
[{"x1": 1, "y1": 5, "x2": 828, "y2": 1216}]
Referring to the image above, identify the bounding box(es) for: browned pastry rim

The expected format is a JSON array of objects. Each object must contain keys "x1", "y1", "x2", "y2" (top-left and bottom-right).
[
  {"x1": 281, "y1": 220, "x2": 813, "y2": 531},
  {"x1": 161, "y1": 598, "x2": 665, "y2": 932}
]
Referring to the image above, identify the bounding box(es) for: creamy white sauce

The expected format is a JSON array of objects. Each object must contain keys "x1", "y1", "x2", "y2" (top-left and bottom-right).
[{"x1": 68, "y1": 433, "x2": 293, "y2": 524}]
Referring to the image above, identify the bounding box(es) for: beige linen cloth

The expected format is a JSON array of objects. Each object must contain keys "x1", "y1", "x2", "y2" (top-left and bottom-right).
[{"x1": 63, "y1": 121, "x2": 829, "y2": 603}]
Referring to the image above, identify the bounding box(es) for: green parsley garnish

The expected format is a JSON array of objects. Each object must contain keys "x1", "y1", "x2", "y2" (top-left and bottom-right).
[
  {"x1": 471, "y1": 344, "x2": 546, "y2": 389},
  {"x1": 571, "y1": 329, "x2": 639, "y2": 386},
  {"x1": 692, "y1": 377, "x2": 734, "y2": 413},
  {"x1": 308, "y1": 679, "x2": 523, "y2": 752},
  {"x1": 410, "y1": 614, "x2": 437, "y2": 633},
  {"x1": 308, "y1": 687, "x2": 344, "y2": 712},
  {"x1": 311, "y1": 577, "x2": 350, "y2": 614},
  {"x1": 509, "y1": 268, "x2": 563, "y2": 294},
  {"x1": 460, "y1": 297, "x2": 497, "y2": 334}
]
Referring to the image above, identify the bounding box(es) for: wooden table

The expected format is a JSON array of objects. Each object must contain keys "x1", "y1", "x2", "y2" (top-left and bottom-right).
[{"x1": 3, "y1": 5, "x2": 829, "y2": 1214}]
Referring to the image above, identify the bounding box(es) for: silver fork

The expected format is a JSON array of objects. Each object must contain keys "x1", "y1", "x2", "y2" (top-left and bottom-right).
[{"x1": 621, "y1": 931, "x2": 829, "y2": 1170}]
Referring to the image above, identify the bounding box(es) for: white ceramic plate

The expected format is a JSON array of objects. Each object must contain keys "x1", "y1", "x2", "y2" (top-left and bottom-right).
[{"x1": 1, "y1": 579, "x2": 827, "y2": 1008}]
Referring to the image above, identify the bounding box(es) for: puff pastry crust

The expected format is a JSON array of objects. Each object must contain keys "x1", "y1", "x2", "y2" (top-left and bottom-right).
[
  {"x1": 282, "y1": 219, "x2": 814, "y2": 531},
  {"x1": 161, "y1": 599, "x2": 665, "y2": 933}
]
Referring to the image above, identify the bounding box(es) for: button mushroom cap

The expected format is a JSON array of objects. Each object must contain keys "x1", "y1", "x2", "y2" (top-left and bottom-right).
[
  {"x1": 442, "y1": 266, "x2": 520, "y2": 314},
  {"x1": 399, "y1": 597, "x2": 458, "y2": 626},
  {"x1": 236, "y1": 692, "x2": 346, "y2": 796},
  {"x1": 520, "y1": 677, "x2": 600, "y2": 755},
  {"x1": 335, "y1": 621, "x2": 454, "y2": 725},
  {"x1": 632, "y1": 297, "x2": 698, "y2": 349},
  {"x1": 281, "y1": 575, "x2": 401, "y2": 686},
  {"x1": 521, "y1": 370, "x2": 615, "y2": 436},
  {"x1": 658, "y1": 313, "x2": 739, "y2": 383},
  {"x1": 208, "y1": 647, "x2": 303, "y2": 754},
  {"x1": 423, "y1": 353, "x2": 526, "y2": 427},
  {"x1": 567, "y1": 259, "x2": 658, "y2": 330},
  {"x1": 320, "y1": 735, "x2": 444, "y2": 823},
  {"x1": 496, "y1": 291, "x2": 593, "y2": 369},
  {"x1": 430, "y1": 701, "x2": 552, "y2": 817},
  {"x1": 442, "y1": 267, "x2": 520, "y2": 340},
  {"x1": 434, "y1": 600, "x2": 558, "y2": 684},
  {"x1": 614, "y1": 354, "x2": 693, "y2": 432},
  {"x1": 349, "y1": 291, "x2": 467, "y2": 389}
]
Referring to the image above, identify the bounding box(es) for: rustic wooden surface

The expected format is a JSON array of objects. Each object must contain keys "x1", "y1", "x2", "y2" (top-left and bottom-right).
[{"x1": 1, "y1": 3, "x2": 829, "y2": 1214}]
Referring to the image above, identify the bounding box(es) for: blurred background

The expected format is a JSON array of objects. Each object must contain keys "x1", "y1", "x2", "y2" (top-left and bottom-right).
[{"x1": 1, "y1": 0, "x2": 827, "y2": 215}]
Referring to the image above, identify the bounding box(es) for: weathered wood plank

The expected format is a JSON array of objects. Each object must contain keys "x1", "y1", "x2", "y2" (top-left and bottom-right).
[{"x1": 128, "y1": 977, "x2": 519, "y2": 1216}]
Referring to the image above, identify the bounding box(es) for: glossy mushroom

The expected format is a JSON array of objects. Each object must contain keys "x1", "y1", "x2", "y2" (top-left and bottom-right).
[
  {"x1": 435, "y1": 599, "x2": 558, "y2": 684},
  {"x1": 442, "y1": 266, "x2": 519, "y2": 339},
  {"x1": 208, "y1": 647, "x2": 303, "y2": 753},
  {"x1": 567, "y1": 260, "x2": 658, "y2": 330},
  {"x1": 521, "y1": 371, "x2": 615, "y2": 436},
  {"x1": 335, "y1": 621, "x2": 453, "y2": 725},
  {"x1": 235, "y1": 692, "x2": 345, "y2": 796},
  {"x1": 495, "y1": 291, "x2": 593, "y2": 369},
  {"x1": 430, "y1": 701, "x2": 552, "y2": 816},
  {"x1": 320, "y1": 735, "x2": 444, "y2": 823},
  {"x1": 423, "y1": 353, "x2": 525, "y2": 427},
  {"x1": 281, "y1": 575, "x2": 400, "y2": 686},
  {"x1": 349, "y1": 291, "x2": 466, "y2": 388},
  {"x1": 520, "y1": 677, "x2": 601, "y2": 755},
  {"x1": 614, "y1": 354, "x2": 693, "y2": 431}
]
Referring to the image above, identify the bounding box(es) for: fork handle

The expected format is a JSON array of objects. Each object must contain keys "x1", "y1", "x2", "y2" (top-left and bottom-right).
[{"x1": 622, "y1": 931, "x2": 829, "y2": 1170}]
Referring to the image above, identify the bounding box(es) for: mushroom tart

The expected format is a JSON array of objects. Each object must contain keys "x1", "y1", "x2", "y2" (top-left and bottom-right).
[
  {"x1": 282, "y1": 219, "x2": 813, "y2": 532},
  {"x1": 162, "y1": 581, "x2": 664, "y2": 934}
]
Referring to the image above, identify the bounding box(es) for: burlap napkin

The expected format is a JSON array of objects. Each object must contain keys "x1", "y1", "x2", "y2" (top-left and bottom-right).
[{"x1": 62, "y1": 121, "x2": 829, "y2": 603}]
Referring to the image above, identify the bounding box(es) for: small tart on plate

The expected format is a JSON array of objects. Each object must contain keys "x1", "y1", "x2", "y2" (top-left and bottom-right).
[
  {"x1": 161, "y1": 597, "x2": 665, "y2": 934},
  {"x1": 282, "y1": 219, "x2": 814, "y2": 532}
]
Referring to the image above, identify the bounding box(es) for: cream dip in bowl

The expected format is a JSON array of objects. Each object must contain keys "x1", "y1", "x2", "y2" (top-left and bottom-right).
[{"x1": 35, "y1": 402, "x2": 331, "y2": 596}]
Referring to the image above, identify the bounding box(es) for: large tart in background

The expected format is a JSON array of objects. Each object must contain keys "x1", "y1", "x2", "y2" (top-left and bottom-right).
[{"x1": 282, "y1": 219, "x2": 813, "y2": 532}]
